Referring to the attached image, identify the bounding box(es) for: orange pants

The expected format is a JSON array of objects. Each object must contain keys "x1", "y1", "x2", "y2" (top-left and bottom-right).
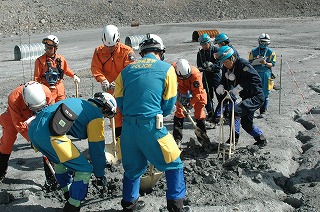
[
  {"x1": 174, "y1": 101, "x2": 206, "y2": 120},
  {"x1": 0, "y1": 111, "x2": 19, "y2": 154}
]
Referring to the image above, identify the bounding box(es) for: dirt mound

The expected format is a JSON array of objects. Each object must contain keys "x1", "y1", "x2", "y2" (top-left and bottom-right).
[{"x1": 1, "y1": 0, "x2": 320, "y2": 37}]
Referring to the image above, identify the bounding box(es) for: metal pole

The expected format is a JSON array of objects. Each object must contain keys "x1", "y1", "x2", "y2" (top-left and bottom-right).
[{"x1": 278, "y1": 55, "x2": 282, "y2": 114}]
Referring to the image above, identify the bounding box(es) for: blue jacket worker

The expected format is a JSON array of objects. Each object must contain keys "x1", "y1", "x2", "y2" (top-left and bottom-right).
[{"x1": 115, "y1": 33, "x2": 189, "y2": 212}]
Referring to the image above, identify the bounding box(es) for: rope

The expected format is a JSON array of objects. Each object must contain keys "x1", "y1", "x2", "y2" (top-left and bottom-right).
[{"x1": 286, "y1": 61, "x2": 320, "y2": 134}]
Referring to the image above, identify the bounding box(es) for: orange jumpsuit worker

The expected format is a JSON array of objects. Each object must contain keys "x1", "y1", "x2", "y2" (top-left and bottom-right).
[
  {"x1": 0, "y1": 81, "x2": 53, "y2": 182},
  {"x1": 34, "y1": 35, "x2": 80, "y2": 102},
  {"x1": 172, "y1": 59, "x2": 208, "y2": 144},
  {"x1": 91, "y1": 24, "x2": 136, "y2": 138}
]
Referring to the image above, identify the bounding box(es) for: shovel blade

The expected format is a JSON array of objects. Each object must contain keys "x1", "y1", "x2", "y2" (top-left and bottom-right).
[
  {"x1": 140, "y1": 172, "x2": 163, "y2": 191},
  {"x1": 105, "y1": 143, "x2": 118, "y2": 164}
]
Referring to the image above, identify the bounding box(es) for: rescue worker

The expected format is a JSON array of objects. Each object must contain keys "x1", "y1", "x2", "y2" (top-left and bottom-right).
[
  {"x1": 173, "y1": 59, "x2": 208, "y2": 145},
  {"x1": 0, "y1": 81, "x2": 53, "y2": 184},
  {"x1": 214, "y1": 33, "x2": 240, "y2": 57},
  {"x1": 34, "y1": 35, "x2": 80, "y2": 102},
  {"x1": 91, "y1": 24, "x2": 136, "y2": 139},
  {"x1": 216, "y1": 46, "x2": 267, "y2": 147},
  {"x1": 249, "y1": 33, "x2": 277, "y2": 117},
  {"x1": 196, "y1": 33, "x2": 222, "y2": 125},
  {"x1": 28, "y1": 92, "x2": 117, "y2": 212},
  {"x1": 115, "y1": 34, "x2": 189, "y2": 211}
]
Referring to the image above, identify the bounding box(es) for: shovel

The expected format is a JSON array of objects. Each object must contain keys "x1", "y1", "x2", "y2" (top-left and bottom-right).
[
  {"x1": 75, "y1": 81, "x2": 79, "y2": 98},
  {"x1": 177, "y1": 102, "x2": 210, "y2": 146},
  {"x1": 140, "y1": 164, "x2": 163, "y2": 191},
  {"x1": 105, "y1": 117, "x2": 118, "y2": 164}
]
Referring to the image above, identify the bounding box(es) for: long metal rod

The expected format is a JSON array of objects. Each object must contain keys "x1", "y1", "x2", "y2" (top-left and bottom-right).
[{"x1": 279, "y1": 55, "x2": 282, "y2": 114}]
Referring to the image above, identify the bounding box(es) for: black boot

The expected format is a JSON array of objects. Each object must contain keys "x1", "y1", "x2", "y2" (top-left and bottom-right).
[
  {"x1": 43, "y1": 157, "x2": 58, "y2": 192},
  {"x1": 63, "y1": 201, "x2": 80, "y2": 212},
  {"x1": 253, "y1": 134, "x2": 267, "y2": 147},
  {"x1": 167, "y1": 199, "x2": 190, "y2": 212},
  {"x1": 0, "y1": 152, "x2": 10, "y2": 181},
  {"x1": 173, "y1": 116, "x2": 184, "y2": 143},
  {"x1": 121, "y1": 199, "x2": 145, "y2": 212}
]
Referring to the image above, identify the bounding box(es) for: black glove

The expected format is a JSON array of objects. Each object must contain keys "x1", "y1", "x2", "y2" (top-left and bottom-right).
[
  {"x1": 92, "y1": 176, "x2": 107, "y2": 193},
  {"x1": 271, "y1": 72, "x2": 276, "y2": 79}
]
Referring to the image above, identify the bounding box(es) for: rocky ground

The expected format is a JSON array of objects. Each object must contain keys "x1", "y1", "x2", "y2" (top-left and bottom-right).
[{"x1": 1, "y1": 1, "x2": 320, "y2": 212}]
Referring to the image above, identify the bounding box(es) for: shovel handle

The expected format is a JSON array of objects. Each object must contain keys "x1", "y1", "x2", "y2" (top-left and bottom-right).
[
  {"x1": 111, "y1": 117, "x2": 117, "y2": 156},
  {"x1": 75, "y1": 81, "x2": 79, "y2": 98},
  {"x1": 177, "y1": 101, "x2": 200, "y2": 130}
]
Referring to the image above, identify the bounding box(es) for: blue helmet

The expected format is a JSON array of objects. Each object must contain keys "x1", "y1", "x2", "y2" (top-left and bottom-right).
[
  {"x1": 199, "y1": 34, "x2": 211, "y2": 45},
  {"x1": 214, "y1": 33, "x2": 229, "y2": 44},
  {"x1": 217, "y1": 46, "x2": 234, "y2": 62}
]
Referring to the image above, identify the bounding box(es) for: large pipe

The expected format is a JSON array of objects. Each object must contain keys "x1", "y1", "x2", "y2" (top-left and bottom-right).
[
  {"x1": 14, "y1": 43, "x2": 45, "y2": 61},
  {"x1": 192, "y1": 29, "x2": 220, "y2": 42},
  {"x1": 125, "y1": 35, "x2": 146, "y2": 51}
]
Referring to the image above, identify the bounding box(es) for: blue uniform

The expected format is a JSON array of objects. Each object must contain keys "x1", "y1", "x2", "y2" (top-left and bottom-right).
[
  {"x1": 115, "y1": 53, "x2": 185, "y2": 203},
  {"x1": 249, "y1": 46, "x2": 276, "y2": 113},
  {"x1": 197, "y1": 45, "x2": 222, "y2": 119},
  {"x1": 220, "y1": 58, "x2": 265, "y2": 140},
  {"x1": 28, "y1": 98, "x2": 106, "y2": 207}
]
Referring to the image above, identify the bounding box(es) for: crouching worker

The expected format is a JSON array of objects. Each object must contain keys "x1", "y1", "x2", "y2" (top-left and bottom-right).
[
  {"x1": 0, "y1": 81, "x2": 53, "y2": 183},
  {"x1": 27, "y1": 92, "x2": 117, "y2": 211},
  {"x1": 172, "y1": 59, "x2": 208, "y2": 146}
]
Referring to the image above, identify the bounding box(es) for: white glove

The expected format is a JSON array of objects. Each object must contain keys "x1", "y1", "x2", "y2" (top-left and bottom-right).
[
  {"x1": 24, "y1": 115, "x2": 36, "y2": 127},
  {"x1": 231, "y1": 84, "x2": 243, "y2": 96},
  {"x1": 109, "y1": 81, "x2": 116, "y2": 91},
  {"x1": 216, "y1": 84, "x2": 225, "y2": 95},
  {"x1": 73, "y1": 75, "x2": 80, "y2": 83},
  {"x1": 101, "y1": 79, "x2": 109, "y2": 92}
]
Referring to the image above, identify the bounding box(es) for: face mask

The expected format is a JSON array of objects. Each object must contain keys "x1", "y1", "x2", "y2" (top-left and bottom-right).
[{"x1": 259, "y1": 43, "x2": 267, "y2": 49}]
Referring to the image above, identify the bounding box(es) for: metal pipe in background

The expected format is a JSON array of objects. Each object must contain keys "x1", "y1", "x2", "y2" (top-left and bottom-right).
[{"x1": 192, "y1": 29, "x2": 219, "y2": 42}]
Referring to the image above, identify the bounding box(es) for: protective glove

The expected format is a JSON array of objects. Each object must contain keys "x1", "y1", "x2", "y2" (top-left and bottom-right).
[
  {"x1": 101, "y1": 79, "x2": 110, "y2": 92},
  {"x1": 216, "y1": 84, "x2": 225, "y2": 95},
  {"x1": 92, "y1": 176, "x2": 107, "y2": 193},
  {"x1": 108, "y1": 81, "x2": 116, "y2": 91},
  {"x1": 177, "y1": 91, "x2": 192, "y2": 108},
  {"x1": 203, "y1": 61, "x2": 213, "y2": 72},
  {"x1": 230, "y1": 84, "x2": 243, "y2": 96},
  {"x1": 73, "y1": 75, "x2": 80, "y2": 83}
]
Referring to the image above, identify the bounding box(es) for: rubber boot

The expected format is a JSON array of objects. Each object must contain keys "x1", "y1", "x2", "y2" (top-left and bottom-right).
[
  {"x1": 63, "y1": 201, "x2": 80, "y2": 212},
  {"x1": 121, "y1": 199, "x2": 146, "y2": 212},
  {"x1": 253, "y1": 134, "x2": 267, "y2": 147},
  {"x1": 167, "y1": 199, "x2": 190, "y2": 212},
  {"x1": 0, "y1": 152, "x2": 10, "y2": 181},
  {"x1": 173, "y1": 116, "x2": 184, "y2": 143},
  {"x1": 115, "y1": 127, "x2": 122, "y2": 138}
]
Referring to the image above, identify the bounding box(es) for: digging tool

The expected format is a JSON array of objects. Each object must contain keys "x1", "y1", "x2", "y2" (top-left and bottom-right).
[
  {"x1": 217, "y1": 90, "x2": 236, "y2": 162},
  {"x1": 75, "y1": 81, "x2": 79, "y2": 98},
  {"x1": 43, "y1": 155, "x2": 56, "y2": 176},
  {"x1": 177, "y1": 101, "x2": 210, "y2": 146},
  {"x1": 105, "y1": 117, "x2": 118, "y2": 164},
  {"x1": 140, "y1": 164, "x2": 163, "y2": 191}
]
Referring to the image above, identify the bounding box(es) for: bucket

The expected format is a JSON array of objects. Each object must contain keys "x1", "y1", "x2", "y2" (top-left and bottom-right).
[
  {"x1": 14, "y1": 43, "x2": 45, "y2": 61},
  {"x1": 125, "y1": 35, "x2": 146, "y2": 51},
  {"x1": 192, "y1": 29, "x2": 220, "y2": 42}
]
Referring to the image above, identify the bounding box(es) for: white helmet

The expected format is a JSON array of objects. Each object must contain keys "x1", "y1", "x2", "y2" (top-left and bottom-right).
[
  {"x1": 139, "y1": 33, "x2": 165, "y2": 54},
  {"x1": 258, "y1": 33, "x2": 271, "y2": 45},
  {"x1": 102, "y1": 25, "x2": 120, "y2": 46},
  {"x1": 22, "y1": 81, "x2": 47, "y2": 112},
  {"x1": 88, "y1": 92, "x2": 117, "y2": 118},
  {"x1": 176, "y1": 59, "x2": 192, "y2": 80},
  {"x1": 42, "y1": 35, "x2": 59, "y2": 47}
]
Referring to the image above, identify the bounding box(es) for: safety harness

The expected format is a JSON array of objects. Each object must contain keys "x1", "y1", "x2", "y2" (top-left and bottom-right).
[{"x1": 44, "y1": 58, "x2": 64, "y2": 86}]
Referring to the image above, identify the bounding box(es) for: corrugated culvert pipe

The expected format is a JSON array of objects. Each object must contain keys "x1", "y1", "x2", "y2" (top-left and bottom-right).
[
  {"x1": 192, "y1": 29, "x2": 220, "y2": 42},
  {"x1": 125, "y1": 35, "x2": 146, "y2": 51},
  {"x1": 14, "y1": 43, "x2": 45, "y2": 60}
]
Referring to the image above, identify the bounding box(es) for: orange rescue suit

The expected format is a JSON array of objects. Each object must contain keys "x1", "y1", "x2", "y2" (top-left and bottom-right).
[
  {"x1": 173, "y1": 63, "x2": 207, "y2": 120},
  {"x1": 0, "y1": 85, "x2": 53, "y2": 154},
  {"x1": 34, "y1": 54, "x2": 75, "y2": 102},
  {"x1": 91, "y1": 43, "x2": 136, "y2": 128}
]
